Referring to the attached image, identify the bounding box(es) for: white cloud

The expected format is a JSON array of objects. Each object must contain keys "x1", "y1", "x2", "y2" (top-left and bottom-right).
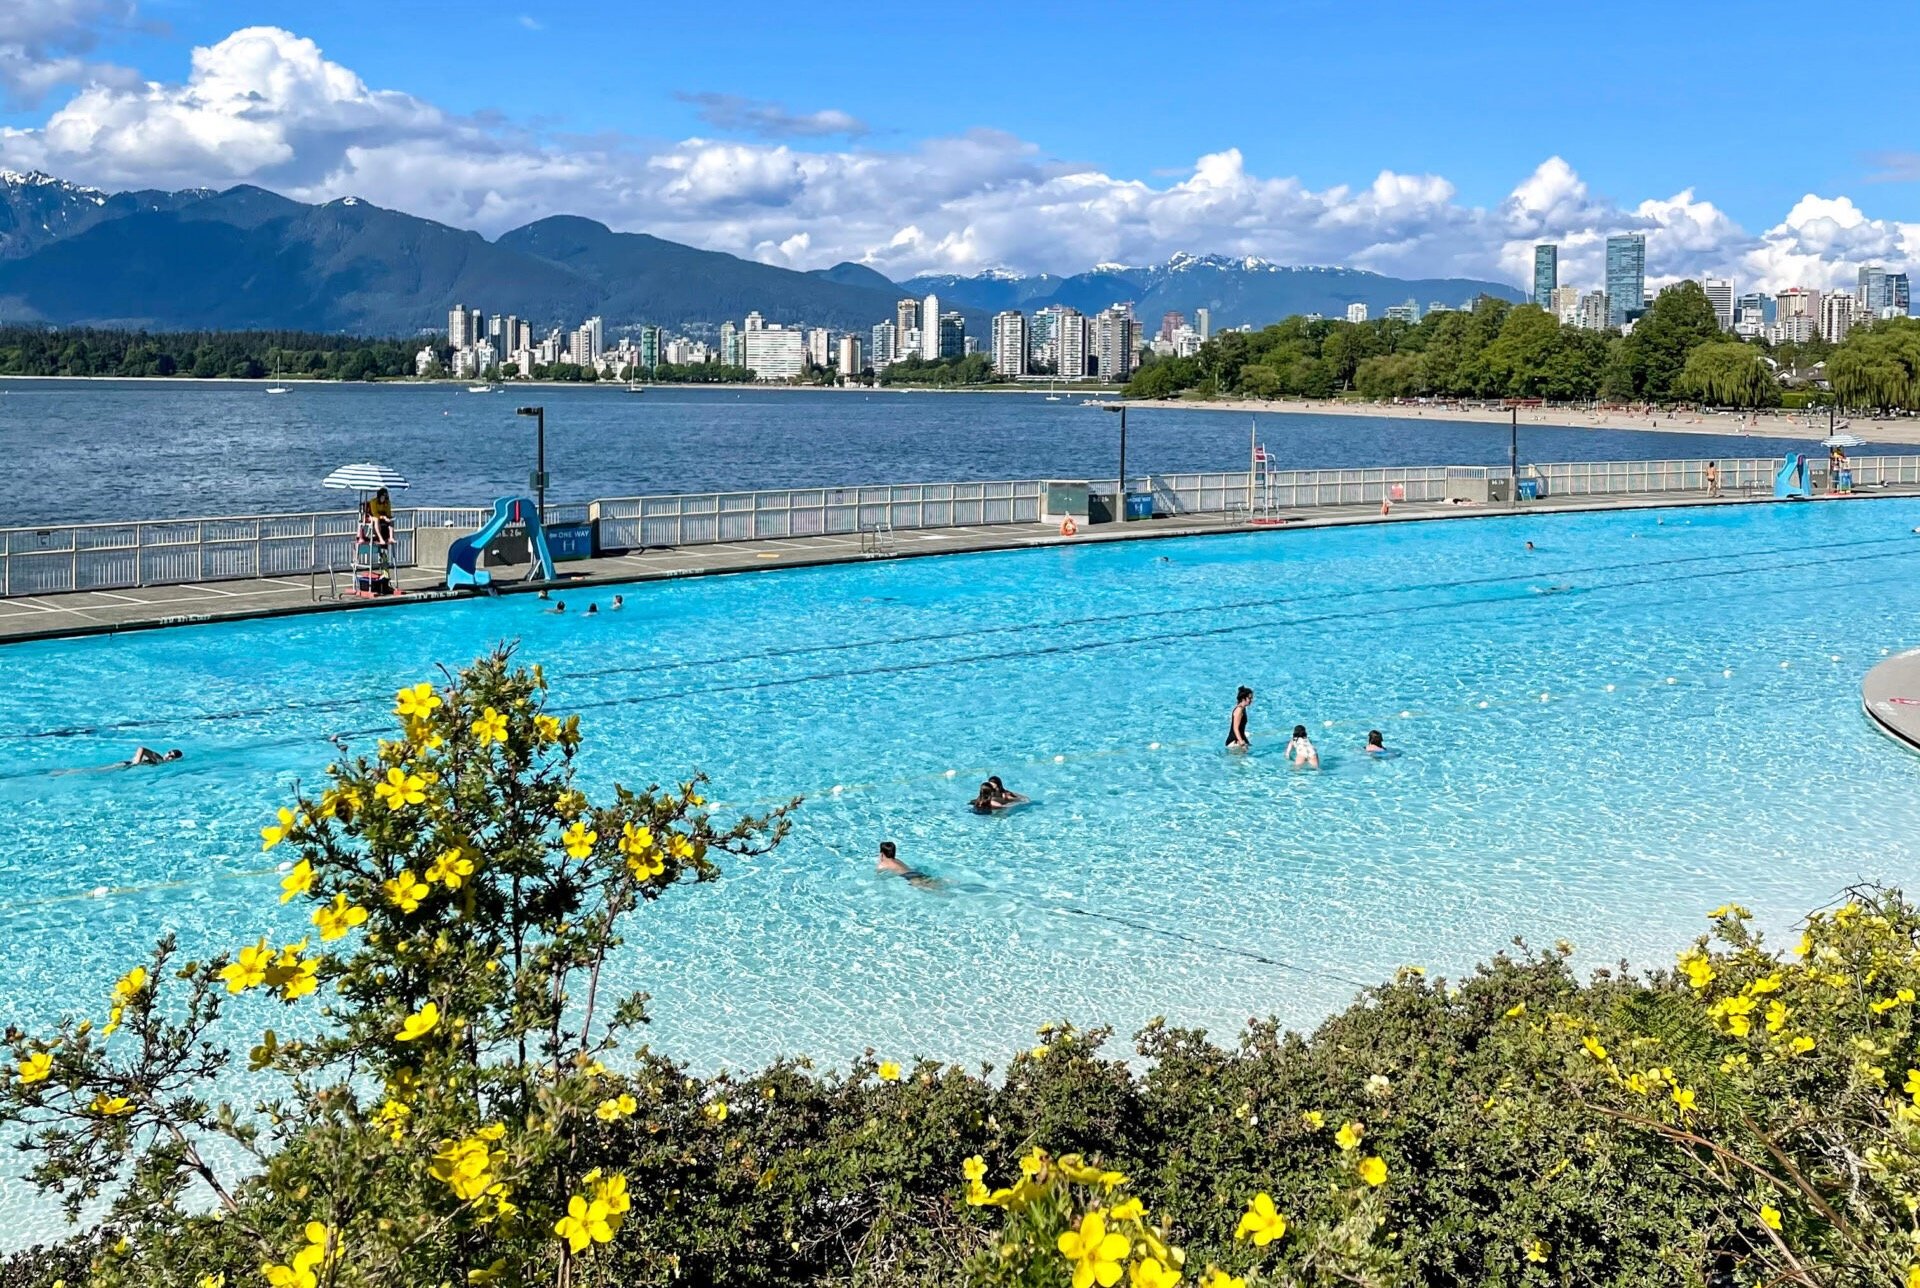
[
  {"x1": 0, "y1": 0, "x2": 141, "y2": 106},
  {"x1": 0, "y1": 24, "x2": 1914, "y2": 296},
  {"x1": 674, "y1": 92, "x2": 866, "y2": 140}
]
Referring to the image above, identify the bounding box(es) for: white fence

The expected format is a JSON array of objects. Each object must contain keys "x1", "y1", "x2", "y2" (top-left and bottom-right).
[{"x1": 6, "y1": 455, "x2": 1918, "y2": 598}]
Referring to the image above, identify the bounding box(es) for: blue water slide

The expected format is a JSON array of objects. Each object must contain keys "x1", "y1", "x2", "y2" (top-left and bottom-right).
[
  {"x1": 1774, "y1": 453, "x2": 1811, "y2": 500},
  {"x1": 446, "y1": 496, "x2": 555, "y2": 590}
]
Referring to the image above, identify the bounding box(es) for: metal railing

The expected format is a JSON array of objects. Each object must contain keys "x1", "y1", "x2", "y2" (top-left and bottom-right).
[{"x1": 6, "y1": 456, "x2": 1918, "y2": 599}]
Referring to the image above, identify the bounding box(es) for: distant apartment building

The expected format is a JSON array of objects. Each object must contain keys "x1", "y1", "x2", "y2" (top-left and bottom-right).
[
  {"x1": 1093, "y1": 305, "x2": 1137, "y2": 380},
  {"x1": 1772, "y1": 316, "x2": 1817, "y2": 345},
  {"x1": 1734, "y1": 291, "x2": 1774, "y2": 328},
  {"x1": 991, "y1": 310, "x2": 1027, "y2": 377},
  {"x1": 805, "y1": 327, "x2": 832, "y2": 368},
  {"x1": 895, "y1": 298, "x2": 921, "y2": 344},
  {"x1": 1821, "y1": 291, "x2": 1856, "y2": 343},
  {"x1": 1858, "y1": 265, "x2": 1890, "y2": 317},
  {"x1": 837, "y1": 334, "x2": 862, "y2": 375},
  {"x1": 1383, "y1": 299, "x2": 1418, "y2": 323},
  {"x1": 1892, "y1": 272, "x2": 1912, "y2": 317},
  {"x1": 1051, "y1": 307, "x2": 1090, "y2": 378},
  {"x1": 1532, "y1": 244, "x2": 1558, "y2": 306},
  {"x1": 1575, "y1": 291, "x2": 1610, "y2": 331},
  {"x1": 1604, "y1": 234, "x2": 1646, "y2": 328},
  {"x1": 1026, "y1": 308, "x2": 1057, "y2": 370},
  {"x1": 719, "y1": 321, "x2": 742, "y2": 367},
  {"x1": 1158, "y1": 310, "x2": 1187, "y2": 343},
  {"x1": 936, "y1": 311, "x2": 966, "y2": 360},
  {"x1": 869, "y1": 321, "x2": 898, "y2": 369},
  {"x1": 448, "y1": 305, "x2": 471, "y2": 349},
  {"x1": 920, "y1": 294, "x2": 942, "y2": 359},
  {"x1": 743, "y1": 326, "x2": 805, "y2": 381},
  {"x1": 638, "y1": 325, "x2": 662, "y2": 371},
  {"x1": 1700, "y1": 278, "x2": 1733, "y2": 330},
  {"x1": 1776, "y1": 287, "x2": 1821, "y2": 330},
  {"x1": 1345, "y1": 302, "x2": 1368, "y2": 323},
  {"x1": 1548, "y1": 285, "x2": 1581, "y2": 324},
  {"x1": 1194, "y1": 307, "x2": 1211, "y2": 341}
]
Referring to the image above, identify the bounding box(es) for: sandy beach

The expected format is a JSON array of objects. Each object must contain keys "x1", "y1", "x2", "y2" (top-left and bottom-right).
[{"x1": 1123, "y1": 396, "x2": 1920, "y2": 447}]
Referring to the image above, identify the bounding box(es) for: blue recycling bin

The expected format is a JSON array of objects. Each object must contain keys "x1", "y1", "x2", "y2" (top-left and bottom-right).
[
  {"x1": 1124, "y1": 492, "x2": 1155, "y2": 520},
  {"x1": 1516, "y1": 478, "x2": 1543, "y2": 501}
]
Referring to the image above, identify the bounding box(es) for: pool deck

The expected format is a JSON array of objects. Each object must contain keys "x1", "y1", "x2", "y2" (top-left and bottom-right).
[
  {"x1": 2, "y1": 484, "x2": 1915, "y2": 646},
  {"x1": 1864, "y1": 649, "x2": 1920, "y2": 754}
]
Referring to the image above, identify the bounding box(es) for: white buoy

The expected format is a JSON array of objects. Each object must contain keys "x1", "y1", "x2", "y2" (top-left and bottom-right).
[
  {"x1": 1830, "y1": 654, "x2": 1841, "y2": 662},
  {"x1": 276, "y1": 861, "x2": 292, "y2": 873},
  {"x1": 944, "y1": 769, "x2": 956, "y2": 777},
  {"x1": 1322, "y1": 720, "x2": 1334, "y2": 728},
  {"x1": 1780, "y1": 661, "x2": 1791, "y2": 669},
  {"x1": 90, "y1": 886, "x2": 108, "y2": 899},
  {"x1": 1399, "y1": 710, "x2": 1412, "y2": 719},
  {"x1": 1539, "y1": 692, "x2": 1551, "y2": 703},
  {"x1": 1477, "y1": 700, "x2": 1489, "y2": 709},
  {"x1": 1665, "y1": 677, "x2": 1677, "y2": 685},
  {"x1": 1053, "y1": 754, "x2": 1066, "y2": 763},
  {"x1": 831, "y1": 784, "x2": 844, "y2": 795},
  {"x1": 1723, "y1": 668, "x2": 1733, "y2": 678},
  {"x1": 1604, "y1": 683, "x2": 1616, "y2": 692},
  {"x1": 1148, "y1": 742, "x2": 1161, "y2": 750}
]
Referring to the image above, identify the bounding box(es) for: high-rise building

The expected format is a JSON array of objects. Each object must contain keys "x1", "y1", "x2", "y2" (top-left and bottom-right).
[
  {"x1": 1026, "y1": 308, "x2": 1057, "y2": 370},
  {"x1": 1776, "y1": 287, "x2": 1821, "y2": 328},
  {"x1": 638, "y1": 325, "x2": 662, "y2": 372},
  {"x1": 1604, "y1": 234, "x2": 1646, "y2": 328},
  {"x1": 921, "y1": 294, "x2": 942, "y2": 360},
  {"x1": 895, "y1": 298, "x2": 921, "y2": 344},
  {"x1": 449, "y1": 305, "x2": 471, "y2": 349},
  {"x1": 744, "y1": 311, "x2": 765, "y2": 333},
  {"x1": 1858, "y1": 265, "x2": 1891, "y2": 316},
  {"x1": 1345, "y1": 302, "x2": 1368, "y2": 324},
  {"x1": 991, "y1": 311, "x2": 1027, "y2": 377},
  {"x1": 1158, "y1": 310, "x2": 1186, "y2": 343},
  {"x1": 1194, "y1": 307, "x2": 1211, "y2": 341},
  {"x1": 805, "y1": 327, "x2": 832, "y2": 368},
  {"x1": 1892, "y1": 273, "x2": 1912, "y2": 317},
  {"x1": 1821, "y1": 291, "x2": 1856, "y2": 343},
  {"x1": 1384, "y1": 299, "x2": 1418, "y2": 323},
  {"x1": 869, "y1": 321, "x2": 897, "y2": 370},
  {"x1": 1548, "y1": 285, "x2": 1581, "y2": 323},
  {"x1": 585, "y1": 317, "x2": 603, "y2": 363},
  {"x1": 1532, "y1": 244, "x2": 1558, "y2": 306},
  {"x1": 743, "y1": 327, "x2": 805, "y2": 381},
  {"x1": 1700, "y1": 278, "x2": 1733, "y2": 330},
  {"x1": 1093, "y1": 305, "x2": 1137, "y2": 380},
  {"x1": 1576, "y1": 291, "x2": 1610, "y2": 331},
  {"x1": 937, "y1": 311, "x2": 965, "y2": 360},
  {"x1": 837, "y1": 334, "x2": 862, "y2": 376},
  {"x1": 1050, "y1": 307, "x2": 1089, "y2": 378},
  {"x1": 719, "y1": 321, "x2": 742, "y2": 367},
  {"x1": 1734, "y1": 291, "x2": 1775, "y2": 327}
]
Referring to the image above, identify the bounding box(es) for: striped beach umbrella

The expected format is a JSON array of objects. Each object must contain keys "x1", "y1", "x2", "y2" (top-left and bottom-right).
[{"x1": 322, "y1": 462, "x2": 411, "y2": 491}]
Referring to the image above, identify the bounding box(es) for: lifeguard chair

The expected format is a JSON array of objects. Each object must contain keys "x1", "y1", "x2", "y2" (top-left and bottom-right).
[{"x1": 322, "y1": 462, "x2": 411, "y2": 598}]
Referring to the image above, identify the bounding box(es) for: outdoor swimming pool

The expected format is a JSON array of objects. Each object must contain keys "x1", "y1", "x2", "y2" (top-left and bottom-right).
[{"x1": 3, "y1": 500, "x2": 1920, "y2": 1102}]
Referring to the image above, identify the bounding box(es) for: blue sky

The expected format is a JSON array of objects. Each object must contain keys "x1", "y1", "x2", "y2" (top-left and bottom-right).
[{"x1": 1, "y1": 0, "x2": 1915, "y2": 289}]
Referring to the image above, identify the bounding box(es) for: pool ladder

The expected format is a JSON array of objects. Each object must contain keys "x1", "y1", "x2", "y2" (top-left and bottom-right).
[{"x1": 859, "y1": 522, "x2": 896, "y2": 556}]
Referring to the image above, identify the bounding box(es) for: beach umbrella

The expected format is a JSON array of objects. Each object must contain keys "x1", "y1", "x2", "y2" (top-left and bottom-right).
[
  {"x1": 1822, "y1": 432, "x2": 1866, "y2": 449},
  {"x1": 322, "y1": 462, "x2": 411, "y2": 492}
]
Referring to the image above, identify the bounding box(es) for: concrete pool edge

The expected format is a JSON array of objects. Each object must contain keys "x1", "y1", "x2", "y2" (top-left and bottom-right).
[
  {"x1": 1864, "y1": 649, "x2": 1920, "y2": 754},
  {"x1": 2, "y1": 487, "x2": 1916, "y2": 648}
]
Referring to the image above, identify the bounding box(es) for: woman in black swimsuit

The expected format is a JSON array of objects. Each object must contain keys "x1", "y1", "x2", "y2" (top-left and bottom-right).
[{"x1": 1227, "y1": 686, "x2": 1254, "y2": 750}]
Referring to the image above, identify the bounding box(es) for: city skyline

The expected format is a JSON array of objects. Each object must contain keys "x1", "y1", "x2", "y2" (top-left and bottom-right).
[{"x1": 0, "y1": 5, "x2": 1917, "y2": 296}]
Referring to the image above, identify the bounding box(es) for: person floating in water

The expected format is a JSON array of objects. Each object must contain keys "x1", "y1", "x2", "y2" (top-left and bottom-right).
[
  {"x1": 1364, "y1": 730, "x2": 1386, "y2": 755},
  {"x1": 610, "y1": 595, "x2": 624, "y2": 611},
  {"x1": 1226, "y1": 686, "x2": 1254, "y2": 751},
  {"x1": 969, "y1": 776, "x2": 1030, "y2": 814},
  {"x1": 876, "y1": 840, "x2": 941, "y2": 890},
  {"x1": 1283, "y1": 725, "x2": 1320, "y2": 769}
]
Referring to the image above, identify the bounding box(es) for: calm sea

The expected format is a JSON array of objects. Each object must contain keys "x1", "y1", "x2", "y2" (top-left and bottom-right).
[{"x1": 0, "y1": 380, "x2": 1832, "y2": 525}]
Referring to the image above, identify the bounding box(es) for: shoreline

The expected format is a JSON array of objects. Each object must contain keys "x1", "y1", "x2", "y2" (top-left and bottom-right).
[
  {"x1": 1119, "y1": 396, "x2": 1920, "y2": 446},
  {"x1": 0, "y1": 374, "x2": 1124, "y2": 396}
]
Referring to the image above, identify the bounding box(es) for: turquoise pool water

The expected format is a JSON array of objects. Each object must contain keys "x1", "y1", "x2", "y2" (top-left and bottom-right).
[{"x1": 4, "y1": 502, "x2": 1920, "y2": 1120}]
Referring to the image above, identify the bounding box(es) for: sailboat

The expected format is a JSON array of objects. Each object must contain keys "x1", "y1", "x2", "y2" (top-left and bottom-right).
[
  {"x1": 266, "y1": 359, "x2": 289, "y2": 394},
  {"x1": 1044, "y1": 377, "x2": 1063, "y2": 402}
]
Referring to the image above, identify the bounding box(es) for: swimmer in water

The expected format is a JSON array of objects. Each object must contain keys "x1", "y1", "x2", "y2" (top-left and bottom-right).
[
  {"x1": 123, "y1": 747, "x2": 181, "y2": 767},
  {"x1": 1525, "y1": 541, "x2": 1535, "y2": 552},
  {"x1": 876, "y1": 840, "x2": 941, "y2": 890},
  {"x1": 969, "y1": 776, "x2": 1030, "y2": 814},
  {"x1": 610, "y1": 595, "x2": 624, "y2": 611},
  {"x1": 1226, "y1": 686, "x2": 1254, "y2": 751},
  {"x1": 585, "y1": 603, "x2": 598, "y2": 616},
  {"x1": 1364, "y1": 729, "x2": 1386, "y2": 755},
  {"x1": 1283, "y1": 725, "x2": 1320, "y2": 769},
  {"x1": 547, "y1": 599, "x2": 566, "y2": 614}
]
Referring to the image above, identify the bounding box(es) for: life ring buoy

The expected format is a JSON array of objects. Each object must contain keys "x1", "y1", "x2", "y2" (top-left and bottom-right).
[{"x1": 1059, "y1": 517, "x2": 1078, "y2": 536}]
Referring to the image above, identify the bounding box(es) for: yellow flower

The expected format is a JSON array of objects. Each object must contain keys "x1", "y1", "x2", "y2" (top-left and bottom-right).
[
  {"x1": 471, "y1": 706, "x2": 508, "y2": 746},
  {"x1": 260, "y1": 808, "x2": 299, "y2": 852},
  {"x1": 426, "y1": 848, "x2": 475, "y2": 889},
  {"x1": 1746, "y1": 974, "x2": 1782, "y2": 996},
  {"x1": 395, "y1": 682, "x2": 442, "y2": 720},
  {"x1": 200, "y1": 1275, "x2": 227, "y2": 1288},
  {"x1": 963, "y1": 1155, "x2": 987, "y2": 1184},
  {"x1": 271, "y1": 948, "x2": 320, "y2": 1001},
  {"x1": 1057, "y1": 1211, "x2": 1130, "y2": 1288},
  {"x1": 15, "y1": 1052, "x2": 51, "y2": 1085},
  {"x1": 218, "y1": 938, "x2": 274, "y2": 993},
  {"x1": 1129, "y1": 1257, "x2": 1180, "y2": 1288},
  {"x1": 278, "y1": 859, "x2": 314, "y2": 904},
  {"x1": 1760, "y1": 1203, "x2": 1782, "y2": 1231},
  {"x1": 533, "y1": 714, "x2": 562, "y2": 742},
  {"x1": 1788, "y1": 1035, "x2": 1815, "y2": 1055},
  {"x1": 312, "y1": 894, "x2": 368, "y2": 941},
  {"x1": 704, "y1": 1099, "x2": 729, "y2": 1123},
  {"x1": 1525, "y1": 1239, "x2": 1549, "y2": 1263},
  {"x1": 262, "y1": 1222, "x2": 332, "y2": 1288},
  {"x1": 373, "y1": 766, "x2": 427, "y2": 811},
  {"x1": 553, "y1": 1193, "x2": 616, "y2": 1253},
  {"x1": 1357, "y1": 1155, "x2": 1388, "y2": 1187},
  {"x1": 1108, "y1": 1197, "x2": 1146, "y2": 1222},
  {"x1": 90, "y1": 1094, "x2": 133, "y2": 1116},
  {"x1": 1234, "y1": 1192, "x2": 1288, "y2": 1246},
  {"x1": 1671, "y1": 1086, "x2": 1698, "y2": 1114},
  {"x1": 1678, "y1": 948, "x2": 1715, "y2": 991},
  {"x1": 396, "y1": 1002, "x2": 441, "y2": 1042},
  {"x1": 668, "y1": 832, "x2": 697, "y2": 861},
  {"x1": 1201, "y1": 1272, "x2": 1245, "y2": 1288},
  {"x1": 1582, "y1": 1035, "x2": 1608, "y2": 1062},
  {"x1": 595, "y1": 1094, "x2": 638, "y2": 1122},
  {"x1": 592, "y1": 1171, "x2": 630, "y2": 1216},
  {"x1": 1301, "y1": 1110, "x2": 1325, "y2": 1129},
  {"x1": 430, "y1": 1133, "x2": 504, "y2": 1200},
  {"x1": 1503, "y1": 1001, "x2": 1526, "y2": 1018},
  {"x1": 878, "y1": 1061, "x2": 902, "y2": 1082},
  {"x1": 467, "y1": 1259, "x2": 506, "y2": 1285},
  {"x1": 382, "y1": 871, "x2": 430, "y2": 914},
  {"x1": 562, "y1": 822, "x2": 598, "y2": 859},
  {"x1": 109, "y1": 966, "x2": 146, "y2": 1008},
  {"x1": 1765, "y1": 1001, "x2": 1788, "y2": 1033},
  {"x1": 1335, "y1": 1121, "x2": 1364, "y2": 1151}
]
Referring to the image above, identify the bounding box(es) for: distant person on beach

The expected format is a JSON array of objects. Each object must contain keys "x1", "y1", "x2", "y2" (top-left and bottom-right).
[
  {"x1": 1283, "y1": 725, "x2": 1320, "y2": 769},
  {"x1": 876, "y1": 840, "x2": 941, "y2": 890},
  {"x1": 1227, "y1": 686, "x2": 1254, "y2": 751}
]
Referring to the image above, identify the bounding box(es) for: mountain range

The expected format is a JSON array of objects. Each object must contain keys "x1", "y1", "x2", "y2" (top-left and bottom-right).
[{"x1": 0, "y1": 170, "x2": 1521, "y2": 337}]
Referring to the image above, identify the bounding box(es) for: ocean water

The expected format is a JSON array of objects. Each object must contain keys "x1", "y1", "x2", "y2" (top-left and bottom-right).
[
  {"x1": 2, "y1": 497, "x2": 1919, "y2": 1241},
  {"x1": 0, "y1": 379, "x2": 1846, "y2": 524}
]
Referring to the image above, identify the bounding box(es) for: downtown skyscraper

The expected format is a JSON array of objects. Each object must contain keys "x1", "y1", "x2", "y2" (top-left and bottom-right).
[
  {"x1": 1532, "y1": 244, "x2": 1558, "y2": 307},
  {"x1": 1605, "y1": 234, "x2": 1646, "y2": 329}
]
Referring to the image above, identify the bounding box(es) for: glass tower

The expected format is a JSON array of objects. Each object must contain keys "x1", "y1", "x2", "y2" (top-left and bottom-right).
[
  {"x1": 1604, "y1": 234, "x2": 1646, "y2": 328},
  {"x1": 1532, "y1": 244, "x2": 1558, "y2": 307}
]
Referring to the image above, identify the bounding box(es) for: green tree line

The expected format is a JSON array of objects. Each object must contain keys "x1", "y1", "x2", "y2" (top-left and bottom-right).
[
  {"x1": 877, "y1": 352, "x2": 999, "y2": 386},
  {"x1": 0, "y1": 326, "x2": 424, "y2": 380},
  {"x1": 1124, "y1": 281, "x2": 1906, "y2": 411}
]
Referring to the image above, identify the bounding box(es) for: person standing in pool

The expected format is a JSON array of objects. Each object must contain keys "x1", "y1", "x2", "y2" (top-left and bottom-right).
[
  {"x1": 1226, "y1": 686, "x2": 1254, "y2": 751},
  {"x1": 876, "y1": 841, "x2": 941, "y2": 890},
  {"x1": 1283, "y1": 725, "x2": 1320, "y2": 769},
  {"x1": 1364, "y1": 730, "x2": 1386, "y2": 755}
]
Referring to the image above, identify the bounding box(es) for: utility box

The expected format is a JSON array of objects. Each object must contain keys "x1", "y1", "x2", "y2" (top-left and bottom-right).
[
  {"x1": 1041, "y1": 481, "x2": 1090, "y2": 524},
  {"x1": 1124, "y1": 492, "x2": 1155, "y2": 520},
  {"x1": 1516, "y1": 478, "x2": 1542, "y2": 501},
  {"x1": 547, "y1": 522, "x2": 594, "y2": 562},
  {"x1": 1486, "y1": 477, "x2": 1513, "y2": 504}
]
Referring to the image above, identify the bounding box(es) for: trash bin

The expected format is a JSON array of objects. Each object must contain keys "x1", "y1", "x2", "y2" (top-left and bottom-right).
[
  {"x1": 1516, "y1": 478, "x2": 1541, "y2": 501},
  {"x1": 547, "y1": 521, "x2": 594, "y2": 562},
  {"x1": 1124, "y1": 492, "x2": 1155, "y2": 520}
]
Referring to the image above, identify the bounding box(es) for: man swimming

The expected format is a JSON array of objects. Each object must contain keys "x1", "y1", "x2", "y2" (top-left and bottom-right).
[
  {"x1": 876, "y1": 840, "x2": 941, "y2": 890},
  {"x1": 1226, "y1": 686, "x2": 1254, "y2": 751}
]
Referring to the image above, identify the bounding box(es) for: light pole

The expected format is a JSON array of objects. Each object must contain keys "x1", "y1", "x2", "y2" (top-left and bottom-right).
[
  {"x1": 1101, "y1": 403, "x2": 1128, "y2": 522},
  {"x1": 516, "y1": 406, "x2": 546, "y2": 525},
  {"x1": 1509, "y1": 405, "x2": 1519, "y2": 507}
]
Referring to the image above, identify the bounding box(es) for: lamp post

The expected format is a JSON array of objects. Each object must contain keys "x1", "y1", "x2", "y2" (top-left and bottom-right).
[
  {"x1": 1509, "y1": 405, "x2": 1519, "y2": 508},
  {"x1": 1101, "y1": 403, "x2": 1128, "y2": 522},
  {"x1": 516, "y1": 406, "x2": 546, "y2": 525}
]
